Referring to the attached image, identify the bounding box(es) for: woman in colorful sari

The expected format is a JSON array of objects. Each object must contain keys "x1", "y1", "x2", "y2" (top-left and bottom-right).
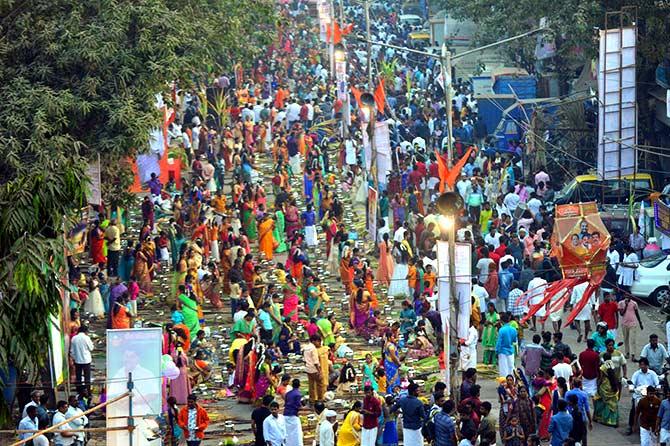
[
  {"x1": 269, "y1": 296, "x2": 284, "y2": 344},
  {"x1": 376, "y1": 233, "x2": 394, "y2": 287},
  {"x1": 282, "y1": 287, "x2": 300, "y2": 323},
  {"x1": 325, "y1": 215, "x2": 339, "y2": 273},
  {"x1": 337, "y1": 401, "x2": 362, "y2": 446},
  {"x1": 284, "y1": 200, "x2": 301, "y2": 238},
  {"x1": 350, "y1": 284, "x2": 370, "y2": 330},
  {"x1": 383, "y1": 332, "x2": 401, "y2": 391},
  {"x1": 364, "y1": 267, "x2": 378, "y2": 310},
  {"x1": 356, "y1": 310, "x2": 386, "y2": 340},
  {"x1": 119, "y1": 245, "x2": 135, "y2": 283},
  {"x1": 201, "y1": 262, "x2": 223, "y2": 309},
  {"x1": 169, "y1": 345, "x2": 191, "y2": 404},
  {"x1": 89, "y1": 221, "x2": 106, "y2": 266},
  {"x1": 288, "y1": 241, "x2": 306, "y2": 284},
  {"x1": 362, "y1": 354, "x2": 378, "y2": 391},
  {"x1": 133, "y1": 246, "x2": 154, "y2": 296},
  {"x1": 232, "y1": 337, "x2": 257, "y2": 404},
  {"x1": 241, "y1": 197, "x2": 258, "y2": 241},
  {"x1": 303, "y1": 167, "x2": 315, "y2": 203},
  {"x1": 339, "y1": 244, "x2": 354, "y2": 294},
  {"x1": 254, "y1": 353, "x2": 276, "y2": 401},
  {"x1": 406, "y1": 327, "x2": 435, "y2": 360},
  {"x1": 220, "y1": 242, "x2": 232, "y2": 295},
  {"x1": 176, "y1": 285, "x2": 200, "y2": 339},
  {"x1": 482, "y1": 302, "x2": 500, "y2": 365},
  {"x1": 111, "y1": 295, "x2": 132, "y2": 329},
  {"x1": 593, "y1": 353, "x2": 620, "y2": 427},
  {"x1": 172, "y1": 248, "x2": 188, "y2": 299},
  {"x1": 531, "y1": 371, "x2": 553, "y2": 439},
  {"x1": 272, "y1": 206, "x2": 288, "y2": 253},
  {"x1": 257, "y1": 214, "x2": 276, "y2": 261}
]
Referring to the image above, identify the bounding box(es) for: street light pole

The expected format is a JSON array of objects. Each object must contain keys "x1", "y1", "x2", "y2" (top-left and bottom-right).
[
  {"x1": 364, "y1": 0, "x2": 373, "y2": 88},
  {"x1": 442, "y1": 44, "x2": 453, "y2": 168}
]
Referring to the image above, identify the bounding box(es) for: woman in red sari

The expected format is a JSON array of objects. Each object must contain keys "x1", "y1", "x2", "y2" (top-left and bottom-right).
[
  {"x1": 339, "y1": 245, "x2": 353, "y2": 294},
  {"x1": 284, "y1": 200, "x2": 301, "y2": 238},
  {"x1": 89, "y1": 221, "x2": 106, "y2": 266},
  {"x1": 242, "y1": 254, "x2": 255, "y2": 292}
]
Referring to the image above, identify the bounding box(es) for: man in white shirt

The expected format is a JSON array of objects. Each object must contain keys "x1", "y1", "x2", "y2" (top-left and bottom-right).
[
  {"x1": 526, "y1": 272, "x2": 548, "y2": 332},
  {"x1": 456, "y1": 174, "x2": 472, "y2": 203},
  {"x1": 65, "y1": 395, "x2": 88, "y2": 445},
  {"x1": 18, "y1": 405, "x2": 39, "y2": 441},
  {"x1": 483, "y1": 228, "x2": 501, "y2": 250},
  {"x1": 526, "y1": 192, "x2": 542, "y2": 218},
  {"x1": 552, "y1": 359, "x2": 574, "y2": 383},
  {"x1": 52, "y1": 400, "x2": 76, "y2": 446},
  {"x1": 319, "y1": 410, "x2": 337, "y2": 446},
  {"x1": 70, "y1": 326, "x2": 94, "y2": 392},
  {"x1": 476, "y1": 249, "x2": 494, "y2": 284},
  {"x1": 472, "y1": 278, "x2": 489, "y2": 314},
  {"x1": 286, "y1": 99, "x2": 301, "y2": 129},
  {"x1": 263, "y1": 401, "x2": 287, "y2": 446},
  {"x1": 393, "y1": 224, "x2": 407, "y2": 244},
  {"x1": 618, "y1": 246, "x2": 639, "y2": 294},
  {"x1": 22, "y1": 390, "x2": 42, "y2": 419},
  {"x1": 503, "y1": 191, "x2": 521, "y2": 214}
]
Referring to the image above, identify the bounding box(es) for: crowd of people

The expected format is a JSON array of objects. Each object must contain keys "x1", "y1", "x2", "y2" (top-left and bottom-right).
[{"x1": 12, "y1": 1, "x2": 670, "y2": 446}]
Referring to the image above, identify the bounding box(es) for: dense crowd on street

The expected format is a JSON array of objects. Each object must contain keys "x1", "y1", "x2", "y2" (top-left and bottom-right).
[{"x1": 12, "y1": 1, "x2": 670, "y2": 446}]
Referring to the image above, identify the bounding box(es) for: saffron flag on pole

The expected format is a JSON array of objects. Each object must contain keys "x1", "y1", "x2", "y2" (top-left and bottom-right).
[
  {"x1": 374, "y1": 79, "x2": 387, "y2": 113},
  {"x1": 445, "y1": 146, "x2": 475, "y2": 189},
  {"x1": 351, "y1": 86, "x2": 363, "y2": 109},
  {"x1": 434, "y1": 149, "x2": 449, "y2": 193}
]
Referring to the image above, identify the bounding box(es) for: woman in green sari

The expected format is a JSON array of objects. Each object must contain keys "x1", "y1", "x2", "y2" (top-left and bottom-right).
[
  {"x1": 273, "y1": 207, "x2": 287, "y2": 253},
  {"x1": 593, "y1": 354, "x2": 620, "y2": 427},
  {"x1": 177, "y1": 285, "x2": 200, "y2": 340},
  {"x1": 241, "y1": 198, "x2": 258, "y2": 241},
  {"x1": 269, "y1": 298, "x2": 283, "y2": 345},
  {"x1": 231, "y1": 311, "x2": 257, "y2": 340},
  {"x1": 481, "y1": 302, "x2": 500, "y2": 365}
]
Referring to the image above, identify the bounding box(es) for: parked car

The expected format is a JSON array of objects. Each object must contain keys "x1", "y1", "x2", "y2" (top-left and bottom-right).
[
  {"x1": 630, "y1": 253, "x2": 670, "y2": 306},
  {"x1": 554, "y1": 173, "x2": 656, "y2": 206}
]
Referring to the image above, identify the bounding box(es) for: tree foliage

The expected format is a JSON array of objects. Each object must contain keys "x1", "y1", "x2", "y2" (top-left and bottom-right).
[
  {"x1": 0, "y1": 0, "x2": 276, "y2": 390},
  {"x1": 441, "y1": 0, "x2": 670, "y2": 79}
]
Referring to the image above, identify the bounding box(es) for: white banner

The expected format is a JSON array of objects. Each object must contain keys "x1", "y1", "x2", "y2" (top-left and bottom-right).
[
  {"x1": 597, "y1": 26, "x2": 637, "y2": 180},
  {"x1": 86, "y1": 153, "x2": 102, "y2": 206}
]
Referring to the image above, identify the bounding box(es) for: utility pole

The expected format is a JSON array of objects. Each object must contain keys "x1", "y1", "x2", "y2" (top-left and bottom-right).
[
  {"x1": 442, "y1": 44, "x2": 453, "y2": 168},
  {"x1": 365, "y1": 0, "x2": 373, "y2": 89},
  {"x1": 329, "y1": 0, "x2": 335, "y2": 80},
  {"x1": 364, "y1": 0, "x2": 377, "y2": 192},
  {"x1": 338, "y1": 0, "x2": 349, "y2": 138}
]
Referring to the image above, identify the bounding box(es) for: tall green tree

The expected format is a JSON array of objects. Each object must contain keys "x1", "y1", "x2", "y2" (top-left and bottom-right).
[
  {"x1": 441, "y1": 0, "x2": 670, "y2": 85},
  {"x1": 0, "y1": 0, "x2": 276, "y2": 413}
]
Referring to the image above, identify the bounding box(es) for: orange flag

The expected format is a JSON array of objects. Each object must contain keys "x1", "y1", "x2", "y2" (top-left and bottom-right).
[
  {"x1": 374, "y1": 79, "x2": 387, "y2": 113},
  {"x1": 351, "y1": 86, "x2": 363, "y2": 109},
  {"x1": 326, "y1": 21, "x2": 343, "y2": 44},
  {"x1": 434, "y1": 150, "x2": 449, "y2": 193},
  {"x1": 445, "y1": 146, "x2": 475, "y2": 189}
]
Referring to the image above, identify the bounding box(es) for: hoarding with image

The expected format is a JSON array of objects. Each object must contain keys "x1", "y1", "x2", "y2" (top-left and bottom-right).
[{"x1": 106, "y1": 328, "x2": 162, "y2": 445}]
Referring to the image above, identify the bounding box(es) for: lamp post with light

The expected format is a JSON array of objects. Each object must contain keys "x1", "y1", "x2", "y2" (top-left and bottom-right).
[{"x1": 436, "y1": 191, "x2": 464, "y2": 397}]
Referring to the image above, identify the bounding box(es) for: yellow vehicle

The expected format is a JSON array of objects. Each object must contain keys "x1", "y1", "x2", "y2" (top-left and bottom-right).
[
  {"x1": 554, "y1": 173, "x2": 655, "y2": 205},
  {"x1": 408, "y1": 31, "x2": 431, "y2": 48}
]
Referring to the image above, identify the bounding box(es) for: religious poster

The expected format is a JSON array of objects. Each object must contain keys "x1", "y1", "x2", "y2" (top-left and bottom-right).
[{"x1": 553, "y1": 202, "x2": 610, "y2": 278}]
